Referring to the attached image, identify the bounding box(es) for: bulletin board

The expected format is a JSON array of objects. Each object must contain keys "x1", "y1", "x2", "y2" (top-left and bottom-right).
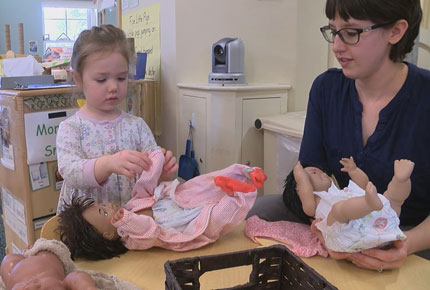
[{"x1": 122, "y1": 3, "x2": 162, "y2": 136}]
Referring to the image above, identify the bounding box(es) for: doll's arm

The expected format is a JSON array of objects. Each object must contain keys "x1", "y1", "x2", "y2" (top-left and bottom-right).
[
  {"x1": 340, "y1": 156, "x2": 368, "y2": 189},
  {"x1": 113, "y1": 209, "x2": 160, "y2": 250},
  {"x1": 293, "y1": 162, "x2": 317, "y2": 217},
  {"x1": 64, "y1": 271, "x2": 97, "y2": 290}
]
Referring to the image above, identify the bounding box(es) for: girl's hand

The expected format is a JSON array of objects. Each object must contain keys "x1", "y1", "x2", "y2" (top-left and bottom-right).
[
  {"x1": 160, "y1": 148, "x2": 178, "y2": 181},
  {"x1": 112, "y1": 150, "x2": 152, "y2": 178},
  {"x1": 95, "y1": 150, "x2": 152, "y2": 183}
]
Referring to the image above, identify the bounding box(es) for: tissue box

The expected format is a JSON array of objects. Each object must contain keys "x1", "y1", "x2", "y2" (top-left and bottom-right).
[{"x1": 0, "y1": 75, "x2": 54, "y2": 89}]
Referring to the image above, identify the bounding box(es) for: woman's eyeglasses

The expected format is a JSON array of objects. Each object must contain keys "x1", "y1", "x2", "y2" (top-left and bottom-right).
[{"x1": 320, "y1": 22, "x2": 394, "y2": 45}]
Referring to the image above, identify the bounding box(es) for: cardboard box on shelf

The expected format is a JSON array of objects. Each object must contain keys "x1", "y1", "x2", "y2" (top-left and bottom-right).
[{"x1": 0, "y1": 87, "x2": 79, "y2": 252}]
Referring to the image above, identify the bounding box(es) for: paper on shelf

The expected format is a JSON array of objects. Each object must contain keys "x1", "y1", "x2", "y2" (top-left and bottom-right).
[{"x1": 2, "y1": 55, "x2": 44, "y2": 77}]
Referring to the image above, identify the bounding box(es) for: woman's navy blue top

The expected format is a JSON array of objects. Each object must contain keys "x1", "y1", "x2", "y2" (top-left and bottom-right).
[{"x1": 298, "y1": 62, "x2": 430, "y2": 226}]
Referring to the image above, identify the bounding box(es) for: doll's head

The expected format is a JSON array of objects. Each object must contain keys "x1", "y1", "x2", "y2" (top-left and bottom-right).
[
  {"x1": 58, "y1": 195, "x2": 128, "y2": 260},
  {"x1": 282, "y1": 163, "x2": 332, "y2": 225}
]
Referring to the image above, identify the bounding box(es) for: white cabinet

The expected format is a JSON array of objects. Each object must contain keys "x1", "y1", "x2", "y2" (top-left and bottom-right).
[{"x1": 177, "y1": 83, "x2": 291, "y2": 175}]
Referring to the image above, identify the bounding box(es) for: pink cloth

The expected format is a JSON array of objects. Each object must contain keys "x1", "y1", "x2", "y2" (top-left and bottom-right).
[
  {"x1": 113, "y1": 149, "x2": 257, "y2": 251},
  {"x1": 245, "y1": 215, "x2": 328, "y2": 258}
]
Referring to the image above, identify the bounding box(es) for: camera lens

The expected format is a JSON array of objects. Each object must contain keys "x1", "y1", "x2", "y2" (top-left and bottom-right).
[
  {"x1": 214, "y1": 45, "x2": 224, "y2": 56},
  {"x1": 214, "y1": 45, "x2": 226, "y2": 63}
]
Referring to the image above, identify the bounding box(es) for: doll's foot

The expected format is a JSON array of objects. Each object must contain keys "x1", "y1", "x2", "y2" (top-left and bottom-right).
[
  {"x1": 393, "y1": 159, "x2": 415, "y2": 183},
  {"x1": 214, "y1": 176, "x2": 256, "y2": 195},
  {"x1": 365, "y1": 182, "x2": 383, "y2": 211},
  {"x1": 243, "y1": 168, "x2": 267, "y2": 188}
]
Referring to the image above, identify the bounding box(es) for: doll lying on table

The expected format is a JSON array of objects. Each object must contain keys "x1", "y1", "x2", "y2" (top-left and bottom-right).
[
  {"x1": 0, "y1": 238, "x2": 140, "y2": 290},
  {"x1": 283, "y1": 157, "x2": 414, "y2": 253},
  {"x1": 58, "y1": 148, "x2": 266, "y2": 260}
]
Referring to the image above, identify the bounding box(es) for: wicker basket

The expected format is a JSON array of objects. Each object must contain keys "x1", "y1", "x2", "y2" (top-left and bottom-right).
[{"x1": 164, "y1": 245, "x2": 338, "y2": 290}]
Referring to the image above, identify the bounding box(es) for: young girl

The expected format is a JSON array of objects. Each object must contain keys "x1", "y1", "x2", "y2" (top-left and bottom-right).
[
  {"x1": 283, "y1": 158, "x2": 414, "y2": 253},
  {"x1": 56, "y1": 25, "x2": 177, "y2": 212},
  {"x1": 58, "y1": 148, "x2": 266, "y2": 260}
]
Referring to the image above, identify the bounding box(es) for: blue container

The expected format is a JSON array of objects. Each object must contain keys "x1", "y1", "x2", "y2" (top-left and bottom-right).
[{"x1": 135, "y1": 52, "x2": 147, "y2": 80}]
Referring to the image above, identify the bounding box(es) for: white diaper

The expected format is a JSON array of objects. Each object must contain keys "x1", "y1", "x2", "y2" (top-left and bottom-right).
[{"x1": 315, "y1": 180, "x2": 406, "y2": 252}]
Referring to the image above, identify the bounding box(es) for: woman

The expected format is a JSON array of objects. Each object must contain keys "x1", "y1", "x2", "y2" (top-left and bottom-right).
[{"x1": 248, "y1": 0, "x2": 430, "y2": 271}]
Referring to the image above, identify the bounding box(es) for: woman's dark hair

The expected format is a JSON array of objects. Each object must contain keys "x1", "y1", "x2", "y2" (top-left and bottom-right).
[
  {"x1": 282, "y1": 163, "x2": 332, "y2": 225},
  {"x1": 58, "y1": 195, "x2": 128, "y2": 260},
  {"x1": 325, "y1": 0, "x2": 422, "y2": 62}
]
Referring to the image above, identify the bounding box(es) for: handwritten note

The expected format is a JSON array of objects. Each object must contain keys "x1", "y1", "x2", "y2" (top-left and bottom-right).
[
  {"x1": 122, "y1": 3, "x2": 162, "y2": 136},
  {"x1": 122, "y1": 3, "x2": 160, "y2": 80}
]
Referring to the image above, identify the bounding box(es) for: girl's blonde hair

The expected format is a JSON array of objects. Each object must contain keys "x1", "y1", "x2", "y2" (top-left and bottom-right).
[{"x1": 71, "y1": 24, "x2": 131, "y2": 76}]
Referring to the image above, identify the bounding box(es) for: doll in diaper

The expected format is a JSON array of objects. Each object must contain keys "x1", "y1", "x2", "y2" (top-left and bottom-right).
[{"x1": 284, "y1": 157, "x2": 414, "y2": 252}]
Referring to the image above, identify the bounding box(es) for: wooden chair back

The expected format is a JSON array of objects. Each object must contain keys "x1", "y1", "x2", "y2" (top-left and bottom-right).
[{"x1": 40, "y1": 215, "x2": 61, "y2": 240}]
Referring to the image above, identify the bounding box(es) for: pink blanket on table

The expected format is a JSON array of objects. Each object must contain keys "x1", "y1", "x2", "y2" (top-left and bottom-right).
[{"x1": 245, "y1": 215, "x2": 328, "y2": 258}]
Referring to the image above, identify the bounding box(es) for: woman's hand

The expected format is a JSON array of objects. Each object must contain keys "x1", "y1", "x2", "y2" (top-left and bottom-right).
[
  {"x1": 159, "y1": 148, "x2": 178, "y2": 181},
  {"x1": 349, "y1": 240, "x2": 408, "y2": 270}
]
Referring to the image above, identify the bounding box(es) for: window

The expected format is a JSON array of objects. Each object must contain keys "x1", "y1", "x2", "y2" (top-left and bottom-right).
[
  {"x1": 42, "y1": 1, "x2": 97, "y2": 61},
  {"x1": 43, "y1": 7, "x2": 91, "y2": 41}
]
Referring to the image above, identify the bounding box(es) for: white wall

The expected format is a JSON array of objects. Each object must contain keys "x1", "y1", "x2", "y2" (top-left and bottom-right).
[
  {"x1": 175, "y1": 0, "x2": 327, "y2": 111},
  {"x1": 127, "y1": 1, "x2": 428, "y2": 158},
  {"x1": 167, "y1": 0, "x2": 328, "y2": 155},
  {"x1": 418, "y1": 29, "x2": 430, "y2": 69}
]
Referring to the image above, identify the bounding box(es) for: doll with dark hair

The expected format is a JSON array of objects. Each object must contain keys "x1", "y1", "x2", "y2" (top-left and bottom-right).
[
  {"x1": 59, "y1": 148, "x2": 265, "y2": 260},
  {"x1": 283, "y1": 157, "x2": 414, "y2": 252},
  {"x1": 58, "y1": 196, "x2": 128, "y2": 260}
]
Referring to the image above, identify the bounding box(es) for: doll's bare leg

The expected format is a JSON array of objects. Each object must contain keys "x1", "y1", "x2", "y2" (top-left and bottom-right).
[
  {"x1": 0, "y1": 254, "x2": 25, "y2": 287},
  {"x1": 293, "y1": 162, "x2": 317, "y2": 217},
  {"x1": 64, "y1": 271, "x2": 97, "y2": 290},
  {"x1": 327, "y1": 182, "x2": 382, "y2": 226},
  {"x1": 383, "y1": 159, "x2": 414, "y2": 216}
]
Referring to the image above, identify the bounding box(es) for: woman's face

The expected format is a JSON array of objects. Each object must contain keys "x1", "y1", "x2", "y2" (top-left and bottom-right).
[{"x1": 329, "y1": 15, "x2": 393, "y2": 81}]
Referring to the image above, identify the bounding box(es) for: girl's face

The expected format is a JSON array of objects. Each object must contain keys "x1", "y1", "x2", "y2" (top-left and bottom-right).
[
  {"x1": 304, "y1": 167, "x2": 331, "y2": 192},
  {"x1": 82, "y1": 202, "x2": 121, "y2": 240},
  {"x1": 74, "y1": 51, "x2": 129, "y2": 120},
  {"x1": 329, "y1": 15, "x2": 392, "y2": 81}
]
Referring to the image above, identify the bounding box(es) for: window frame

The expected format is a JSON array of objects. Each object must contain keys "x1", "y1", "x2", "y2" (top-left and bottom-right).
[{"x1": 41, "y1": 0, "x2": 98, "y2": 61}]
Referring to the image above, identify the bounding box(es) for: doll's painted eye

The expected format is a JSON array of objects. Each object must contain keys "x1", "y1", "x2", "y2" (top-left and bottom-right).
[{"x1": 104, "y1": 211, "x2": 108, "y2": 216}]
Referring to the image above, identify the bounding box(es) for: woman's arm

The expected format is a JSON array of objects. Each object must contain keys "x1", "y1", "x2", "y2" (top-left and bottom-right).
[{"x1": 404, "y1": 216, "x2": 430, "y2": 254}]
